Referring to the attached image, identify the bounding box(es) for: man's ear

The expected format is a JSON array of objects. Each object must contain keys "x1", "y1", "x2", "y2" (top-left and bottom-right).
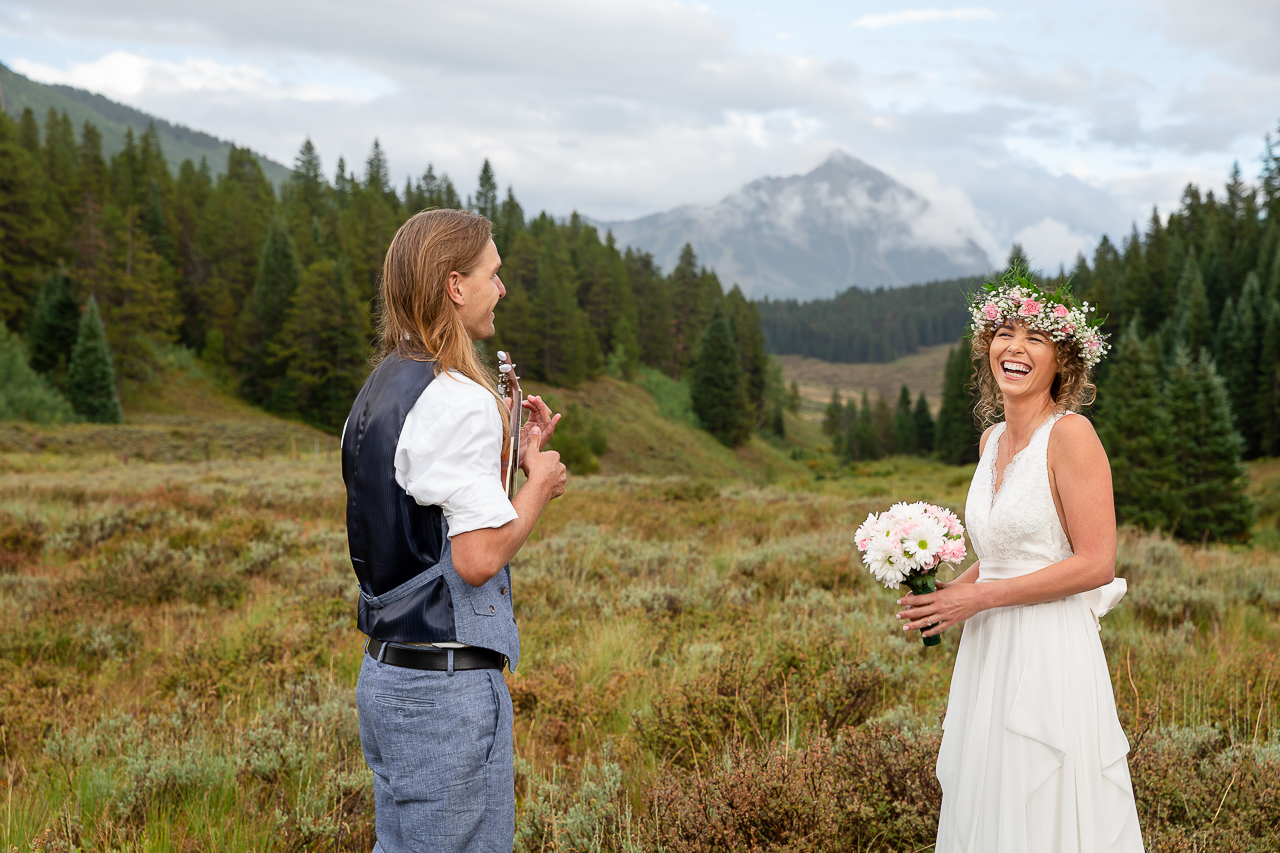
[{"x1": 445, "y1": 271, "x2": 466, "y2": 307}]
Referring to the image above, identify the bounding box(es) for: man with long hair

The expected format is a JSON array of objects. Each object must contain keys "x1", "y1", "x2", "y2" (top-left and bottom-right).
[{"x1": 342, "y1": 209, "x2": 567, "y2": 851}]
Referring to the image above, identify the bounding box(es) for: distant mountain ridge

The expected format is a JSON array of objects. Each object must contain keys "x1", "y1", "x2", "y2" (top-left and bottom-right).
[
  {"x1": 0, "y1": 61, "x2": 291, "y2": 185},
  {"x1": 599, "y1": 151, "x2": 990, "y2": 302}
]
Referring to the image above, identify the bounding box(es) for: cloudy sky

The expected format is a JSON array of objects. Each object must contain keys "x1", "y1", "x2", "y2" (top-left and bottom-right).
[{"x1": 3, "y1": 0, "x2": 1277, "y2": 271}]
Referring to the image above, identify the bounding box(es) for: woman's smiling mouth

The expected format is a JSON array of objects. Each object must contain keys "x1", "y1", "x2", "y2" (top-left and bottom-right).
[{"x1": 1001, "y1": 360, "x2": 1031, "y2": 379}]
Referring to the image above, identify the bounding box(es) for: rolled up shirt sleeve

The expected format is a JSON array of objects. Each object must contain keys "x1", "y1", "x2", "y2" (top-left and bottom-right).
[{"x1": 394, "y1": 373, "x2": 518, "y2": 537}]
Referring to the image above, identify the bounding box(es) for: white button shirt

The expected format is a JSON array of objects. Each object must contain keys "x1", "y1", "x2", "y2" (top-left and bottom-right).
[{"x1": 343, "y1": 370, "x2": 518, "y2": 536}]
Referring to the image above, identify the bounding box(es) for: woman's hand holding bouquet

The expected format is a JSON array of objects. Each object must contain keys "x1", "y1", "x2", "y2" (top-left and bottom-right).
[{"x1": 855, "y1": 501, "x2": 967, "y2": 647}]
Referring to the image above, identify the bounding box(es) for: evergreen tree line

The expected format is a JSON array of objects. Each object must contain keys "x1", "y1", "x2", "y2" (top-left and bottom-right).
[
  {"x1": 1, "y1": 106, "x2": 771, "y2": 441},
  {"x1": 821, "y1": 385, "x2": 936, "y2": 463},
  {"x1": 755, "y1": 276, "x2": 977, "y2": 363}
]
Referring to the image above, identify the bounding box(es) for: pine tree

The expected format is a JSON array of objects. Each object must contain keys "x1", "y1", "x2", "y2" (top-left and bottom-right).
[
  {"x1": 66, "y1": 296, "x2": 122, "y2": 424},
  {"x1": 364, "y1": 139, "x2": 391, "y2": 197},
  {"x1": 935, "y1": 336, "x2": 979, "y2": 464},
  {"x1": 291, "y1": 138, "x2": 326, "y2": 222},
  {"x1": 872, "y1": 394, "x2": 894, "y2": 453},
  {"x1": 0, "y1": 111, "x2": 56, "y2": 327},
  {"x1": 822, "y1": 388, "x2": 843, "y2": 436},
  {"x1": 854, "y1": 390, "x2": 881, "y2": 461},
  {"x1": 530, "y1": 229, "x2": 593, "y2": 386},
  {"x1": 787, "y1": 381, "x2": 801, "y2": 414},
  {"x1": 912, "y1": 391, "x2": 934, "y2": 456},
  {"x1": 474, "y1": 160, "x2": 499, "y2": 222},
  {"x1": 893, "y1": 385, "x2": 915, "y2": 454},
  {"x1": 0, "y1": 326, "x2": 76, "y2": 423},
  {"x1": 494, "y1": 187, "x2": 525, "y2": 256},
  {"x1": 237, "y1": 215, "x2": 302, "y2": 403},
  {"x1": 668, "y1": 244, "x2": 719, "y2": 379},
  {"x1": 1172, "y1": 251, "x2": 1212, "y2": 354},
  {"x1": 724, "y1": 286, "x2": 768, "y2": 425},
  {"x1": 1164, "y1": 346, "x2": 1254, "y2": 542},
  {"x1": 269, "y1": 259, "x2": 371, "y2": 431},
  {"x1": 1255, "y1": 298, "x2": 1280, "y2": 456},
  {"x1": 25, "y1": 271, "x2": 80, "y2": 379},
  {"x1": 840, "y1": 397, "x2": 860, "y2": 462},
  {"x1": 1224, "y1": 272, "x2": 1264, "y2": 452},
  {"x1": 627, "y1": 249, "x2": 673, "y2": 373},
  {"x1": 691, "y1": 309, "x2": 749, "y2": 446},
  {"x1": 1095, "y1": 320, "x2": 1177, "y2": 531},
  {"x1": 1005, "y1": 243, "x2": 1030, "y2": 273},
  {"x1": 16, "y1": 108, "x2": 39, "y2": 154}
]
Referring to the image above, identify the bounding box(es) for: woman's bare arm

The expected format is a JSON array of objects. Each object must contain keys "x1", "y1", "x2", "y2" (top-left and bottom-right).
[{"x1": 898, "y1": 415, "x2": 1116, "y2": 637}]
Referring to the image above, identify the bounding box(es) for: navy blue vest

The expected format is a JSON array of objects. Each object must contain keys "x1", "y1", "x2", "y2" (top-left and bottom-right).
[{"x1": 342, "y1": 355, "x2": 520, "y2": 669}]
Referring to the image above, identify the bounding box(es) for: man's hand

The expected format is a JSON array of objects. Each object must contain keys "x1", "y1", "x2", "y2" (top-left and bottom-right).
[
  {"x1": 521, "y1": 426, "x2": 566, "y2": 500},
  {"x1": 520, "y1": 395, "x2": 561, "y2": 452},
  {"x1": 452, "y1": 426, "x2": 567, "y2": 587}
]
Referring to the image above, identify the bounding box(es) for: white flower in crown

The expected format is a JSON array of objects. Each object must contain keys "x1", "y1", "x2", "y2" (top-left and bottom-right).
[{"x1": 968, "y1": 263, "x2": 1110, "y2": 369}]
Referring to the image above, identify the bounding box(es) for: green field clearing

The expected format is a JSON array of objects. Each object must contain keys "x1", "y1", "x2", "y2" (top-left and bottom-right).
[{"x1": 778, "y1": 344, "x2": 954, "y2": 420}]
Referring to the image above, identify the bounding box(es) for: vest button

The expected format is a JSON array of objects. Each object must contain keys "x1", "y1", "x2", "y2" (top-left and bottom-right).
[
  {"x1": 490, "y1": 605, "x2": 495, "y2": 613},
  {"x1": 500, "y1": 586, "x2": 507, "y2": 595}
]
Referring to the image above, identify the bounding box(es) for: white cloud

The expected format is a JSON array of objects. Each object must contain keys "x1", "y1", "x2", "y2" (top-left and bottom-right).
[
  {"x1": 11, "y1": 50, "x2": 385, "y2": 103},
  {"x1": 1140, "y1": 0, "x2": 1280, "y2": 74},
  {"x1": 852, "y1": 7, "x2": 996, "y2": 29},
  {"x1": 1011, "y1": 217, "x2": 1096, "y2": 272}
]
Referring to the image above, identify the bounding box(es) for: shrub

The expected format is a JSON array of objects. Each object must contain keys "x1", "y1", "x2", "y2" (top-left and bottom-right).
[
  {"x1": 515, "y1": 757, "x2": 641, "y2": 853},
  {"x1": 648, "y1": 724, "x2": 942, "y2": 853},
  {"x1": 0, "y1": 511, "x2": 44, "y2": 572},
  {"x1": 79, "y1": 539, "x2": 245, "y2": 607},
  {"x1": 0, "y1": 325, "x2": 76, "y2": 424},
  {"x1": 548, "y1": 402, "x2": 609, "y2": 474}
]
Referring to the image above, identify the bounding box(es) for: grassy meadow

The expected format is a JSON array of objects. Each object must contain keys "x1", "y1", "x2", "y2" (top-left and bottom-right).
[{"x1": 2, "y1": 363, "x2": 1280, "y2": 851}]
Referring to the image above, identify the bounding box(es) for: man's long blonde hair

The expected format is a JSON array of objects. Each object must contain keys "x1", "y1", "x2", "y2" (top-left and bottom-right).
[{"x1": 376, "y1": 210, "x2": 507, "y2": 442}]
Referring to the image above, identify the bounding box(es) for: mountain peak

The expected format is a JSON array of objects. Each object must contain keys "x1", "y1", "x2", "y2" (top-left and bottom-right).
[{"x1": 601, "y1": 153, "x2": 989, "y2": 301}]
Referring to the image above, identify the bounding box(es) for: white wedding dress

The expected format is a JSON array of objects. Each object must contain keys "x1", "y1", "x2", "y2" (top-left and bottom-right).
[{"x1": 935, "y1": 412, "x2": 1144, "y2": 852}]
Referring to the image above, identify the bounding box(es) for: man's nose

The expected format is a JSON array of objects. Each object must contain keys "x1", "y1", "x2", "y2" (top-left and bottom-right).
[{"x1": 496, "y1": 276, "x2": 507, "y2": 297}]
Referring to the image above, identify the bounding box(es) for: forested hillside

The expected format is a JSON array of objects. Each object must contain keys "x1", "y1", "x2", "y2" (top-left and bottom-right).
[
  {"x1": 757, "y1": 276, "x2": 976, "y2": 363},
  {"x1": 0, "y1": 62, "x2": 289, "y2": 184},
  {"x1": 1, "y1": 105, "x2": 771, "y2": 442}
]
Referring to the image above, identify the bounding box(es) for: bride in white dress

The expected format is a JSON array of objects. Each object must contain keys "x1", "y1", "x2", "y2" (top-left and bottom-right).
[{"x1": 897, "y1": 271, "x2": 1145, "y2": 852}]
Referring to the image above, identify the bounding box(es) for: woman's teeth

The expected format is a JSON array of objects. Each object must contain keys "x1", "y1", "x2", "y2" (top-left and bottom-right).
[{"x1": 1002, "y1": 362, "x2": 1030, "y2": 377}]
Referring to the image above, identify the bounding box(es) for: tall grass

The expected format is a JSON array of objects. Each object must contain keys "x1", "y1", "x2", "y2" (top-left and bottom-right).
[{"x1": 1, "y1": 447, "x2": 1277, "y2": 850}]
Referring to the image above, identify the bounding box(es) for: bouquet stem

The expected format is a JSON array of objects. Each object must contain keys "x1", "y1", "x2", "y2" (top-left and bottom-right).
[{"x1": 905, "y1": 574, "x2": 942, "y2": 647}]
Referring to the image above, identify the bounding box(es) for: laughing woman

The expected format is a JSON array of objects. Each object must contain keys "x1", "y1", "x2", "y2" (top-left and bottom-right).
[{"x1": 897, "y1": 266, "x2": 1145, "y2": 852}]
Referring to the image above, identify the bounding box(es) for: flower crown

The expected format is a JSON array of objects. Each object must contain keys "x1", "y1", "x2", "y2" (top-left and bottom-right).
[{"x1": 969, "y1": 264, "x2": 1110, "y2": 369}]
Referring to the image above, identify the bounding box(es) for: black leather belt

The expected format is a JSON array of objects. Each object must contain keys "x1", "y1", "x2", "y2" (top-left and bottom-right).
[{"x1": 365, "y1": 637, "x2": 506, "y2": 671}]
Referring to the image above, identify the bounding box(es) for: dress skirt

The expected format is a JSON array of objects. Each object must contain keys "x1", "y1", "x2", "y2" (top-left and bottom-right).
[{"x1": 935, "y1": 588, "x2": 1145, "y2": 852}]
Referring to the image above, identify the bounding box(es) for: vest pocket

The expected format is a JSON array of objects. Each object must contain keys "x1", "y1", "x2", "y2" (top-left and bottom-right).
[{"x1": 470, "y1": 593, "x2": 501, "y2": 616}]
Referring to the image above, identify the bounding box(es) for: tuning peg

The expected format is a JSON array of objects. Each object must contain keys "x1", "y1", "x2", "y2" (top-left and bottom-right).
[
  {"x1": 498, "y1": 364, "x2": 512, "y2": 373},
  {"x1": 497, "y1": 351, "x2": 508, "y2": 361}
]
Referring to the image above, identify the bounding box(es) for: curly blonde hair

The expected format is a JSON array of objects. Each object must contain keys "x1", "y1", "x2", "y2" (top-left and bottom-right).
[{"x1": 970, "y1": 323, "x2": 1096, "y2": 428}]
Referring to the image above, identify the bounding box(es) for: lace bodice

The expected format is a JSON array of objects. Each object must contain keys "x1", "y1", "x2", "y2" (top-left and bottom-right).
[{"x1": 964, "y1": 413, "x2": 1075, "y2": 570}]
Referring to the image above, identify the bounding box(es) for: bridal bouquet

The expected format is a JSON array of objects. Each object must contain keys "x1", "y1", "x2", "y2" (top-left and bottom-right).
[{"x1": 855, "y1": 502, "x2": 967, "y2": 647}]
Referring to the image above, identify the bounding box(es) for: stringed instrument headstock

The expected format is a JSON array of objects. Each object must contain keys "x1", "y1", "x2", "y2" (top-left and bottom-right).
[{"x1": 496, "y1": 351, "x2": 522, "y2": 499}]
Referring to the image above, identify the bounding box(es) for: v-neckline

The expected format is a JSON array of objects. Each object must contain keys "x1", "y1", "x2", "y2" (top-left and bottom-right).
[{"x1": 990, "y1": 414, "x2": 1055, "y2": 504}]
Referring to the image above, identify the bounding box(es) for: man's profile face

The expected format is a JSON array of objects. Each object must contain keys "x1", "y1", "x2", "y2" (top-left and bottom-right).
[{"x1": 452, "y1": 239, "x2": 505, "y2": 341}]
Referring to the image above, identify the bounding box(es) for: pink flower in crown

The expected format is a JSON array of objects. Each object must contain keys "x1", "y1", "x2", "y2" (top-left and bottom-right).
[
  {"x1": 1087, "y1": 338, "x2": 1101, "y2": 351},
  {"x1": 1063, "y1": 324, "x2": 1075, "y2": 335},
  {"x1": 983, "y1": 302, "x2": 1000, "y2": 321},
  {"x1": 1019, "y1": 298, "x2": 1042, "y2": 316},
  {"x1": 1053, "y1": 304, "x2": 1069, "y2": 318}
]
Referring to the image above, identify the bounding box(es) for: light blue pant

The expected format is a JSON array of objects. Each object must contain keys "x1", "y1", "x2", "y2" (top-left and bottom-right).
[{"x1": 357, "y1": 653, "x2": 515, "y2": 852}]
